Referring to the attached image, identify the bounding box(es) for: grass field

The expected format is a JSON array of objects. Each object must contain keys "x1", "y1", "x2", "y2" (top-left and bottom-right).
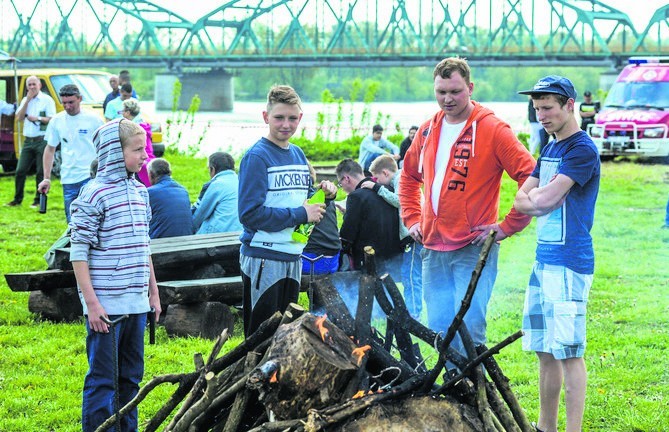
[{"x1": 0, "y1": 156, "x2": 667, "y2": 431}]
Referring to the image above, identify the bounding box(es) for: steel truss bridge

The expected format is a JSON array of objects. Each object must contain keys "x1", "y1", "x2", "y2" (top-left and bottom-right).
[{"x1": 1, "y1": 0, "x2": 668, "y2": 70}]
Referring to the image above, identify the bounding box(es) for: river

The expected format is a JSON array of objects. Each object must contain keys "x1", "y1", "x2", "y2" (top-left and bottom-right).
[{"x1": 144, "y1": 100, "x2": 531, "y2": 158}]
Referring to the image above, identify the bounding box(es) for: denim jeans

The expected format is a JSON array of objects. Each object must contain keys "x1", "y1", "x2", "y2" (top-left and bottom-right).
[
  {"x1": 421, "y1": 243, "x2": 499, "y2": 349},
  {"x1": 63, "y1": 178, "x2": 91, "y2": 222},
  {"x1": 401, "y1": 242, "x2": 424, "y2": 319},
  {"x1": 82, "y1": 314, "x2": 146, "y2": 432}
]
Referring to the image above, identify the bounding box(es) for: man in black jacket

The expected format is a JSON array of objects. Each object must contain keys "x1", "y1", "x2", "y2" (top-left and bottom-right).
[{"x1": 335, "y1": 158, "x2": 403, "y2": 278}]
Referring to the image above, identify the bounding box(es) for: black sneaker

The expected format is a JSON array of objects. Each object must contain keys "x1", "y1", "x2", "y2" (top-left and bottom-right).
[
  {"x1": 5, "y1": 200, "x2": 20, "y2": 207},
  {"x1": 30, "y1": 200, "x2": 40, "y2": 208}
]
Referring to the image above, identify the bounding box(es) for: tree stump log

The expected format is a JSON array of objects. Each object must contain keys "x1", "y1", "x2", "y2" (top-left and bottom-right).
[
  {"x1": 164, "y1": 302, "x2": 236, "y2": 340},
  {"x1": 248, "y1": 313, "x2": 360, "y2": 420},
  {"x1": 28, "y1": 288, "x2": 82, "y2": 322},
  {"x1": 334, "y1": 395, "x2": 483, "y2": 432}
]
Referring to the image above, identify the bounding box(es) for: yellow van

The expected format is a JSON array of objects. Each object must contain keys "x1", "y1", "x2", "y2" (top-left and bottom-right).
[{"x1": 0, "y1": 64, "x2": 162, "y2": 172}]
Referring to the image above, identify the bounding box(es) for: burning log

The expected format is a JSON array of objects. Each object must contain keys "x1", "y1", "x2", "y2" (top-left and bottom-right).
[{"x1": 249, "y1": 314, "x2": 361, "y2": 420}]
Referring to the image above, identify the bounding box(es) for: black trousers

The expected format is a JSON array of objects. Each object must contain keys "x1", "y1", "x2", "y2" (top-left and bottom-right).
[{"x1": 14, "y1": 136, "x2": 46, "y2": 204}]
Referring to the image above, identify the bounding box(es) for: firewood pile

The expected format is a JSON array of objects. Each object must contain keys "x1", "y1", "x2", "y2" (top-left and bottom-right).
[{"x1": 96, "y1": 232, "x2": 534, "y2": 432}]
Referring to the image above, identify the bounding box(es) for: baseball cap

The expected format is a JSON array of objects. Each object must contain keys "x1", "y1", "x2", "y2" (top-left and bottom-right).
[{"x1": 518, "y1": 75, "x2": 577, "y2": 99}]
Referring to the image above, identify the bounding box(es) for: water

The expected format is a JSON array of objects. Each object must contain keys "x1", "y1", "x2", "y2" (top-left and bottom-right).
[{"x1": 144, "y1": 100, "x2": 530, "y2": 158}]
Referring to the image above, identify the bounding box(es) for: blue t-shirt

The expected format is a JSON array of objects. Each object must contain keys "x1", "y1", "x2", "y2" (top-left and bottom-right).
[{"x1": 532, "y1": 131, "x2": 600, "y2": 274}]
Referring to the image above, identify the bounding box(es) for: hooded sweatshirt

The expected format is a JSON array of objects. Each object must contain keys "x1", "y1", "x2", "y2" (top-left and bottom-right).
[
  {"x1": 399, "y1": 101, "x2": 535, "y2": 251},
  {"x1": 69, "y1": 119, "x2": 152, "y2": 316}
]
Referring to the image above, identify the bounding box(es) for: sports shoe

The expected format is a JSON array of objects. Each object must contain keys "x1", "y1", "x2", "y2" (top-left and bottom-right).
[
  {"x1": 30, "y1": 200, "x2": 40, "y2": 208},
  {"x1": 5, "y1": 200, "x2": 20, "y2": 207}
]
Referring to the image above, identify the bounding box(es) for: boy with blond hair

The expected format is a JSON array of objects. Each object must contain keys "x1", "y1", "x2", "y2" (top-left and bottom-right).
[
  {"x1": 238, "y1": 85, "x2": 336, "y2": 336},
  {"x1": 70, "y1": 119, "x2": 162, "y2": 431},
  {"x1": 363, "y1": 154, "x2": 423, "y2": 318}
]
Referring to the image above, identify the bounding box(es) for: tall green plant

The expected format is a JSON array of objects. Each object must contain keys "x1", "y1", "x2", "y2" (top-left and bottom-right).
[{"x1": 164, "y1": 79, "x2": 209, "y2": 157}]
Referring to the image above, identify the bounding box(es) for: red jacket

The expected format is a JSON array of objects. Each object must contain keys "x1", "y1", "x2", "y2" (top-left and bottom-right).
[{"x1": 399, "y1": 101, "x2": 535, "y2": 251}]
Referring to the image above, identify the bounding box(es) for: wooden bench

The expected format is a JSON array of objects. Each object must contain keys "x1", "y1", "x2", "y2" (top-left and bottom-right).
[
  {"x1": 5, "y1": 229, "x2": 322, "y2": 338},
  {"x1": 158, "y1": 276, "x2": 243, "y2": 305},
  {"x1": 49, "y1": 232, "x2": 242, "y2": 271}
]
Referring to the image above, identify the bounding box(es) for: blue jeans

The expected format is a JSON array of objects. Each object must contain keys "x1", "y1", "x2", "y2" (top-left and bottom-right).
[
  {"x1": 82, "y1": 314, "x2": 146, "y2": 432},
  {"x1": 63, "y1": 178, "x2": 91, "y2": 223},
  {"x1": 421, "y1": 243, "x2": 499, "y2": 350},
  {"x1": 401, "y1": 242, "x2": 424, "y2": 319}
]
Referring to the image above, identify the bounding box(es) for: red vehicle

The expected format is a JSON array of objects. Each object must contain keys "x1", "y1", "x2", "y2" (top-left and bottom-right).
[{"x1": 588, "y1": 57, "x2": 669, "y2": 161}]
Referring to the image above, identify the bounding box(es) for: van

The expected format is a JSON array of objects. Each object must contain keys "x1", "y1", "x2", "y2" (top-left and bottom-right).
[
  {"x1": 0, "y1": 61, "x2": 163, "y2": 172},
  {"x1": 588, "y1": 57, "x2": 669, "y2": 161}
]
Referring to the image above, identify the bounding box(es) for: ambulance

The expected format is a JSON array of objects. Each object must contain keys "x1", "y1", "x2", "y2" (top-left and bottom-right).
[{"x1": 588, "y1": 57, "x2": 669, "y2": 161}]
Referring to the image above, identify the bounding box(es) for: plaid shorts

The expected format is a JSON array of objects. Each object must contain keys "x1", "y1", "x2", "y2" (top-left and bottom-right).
[{"x1": 522, "y1": 262, "x2": 592, "y2": 360}]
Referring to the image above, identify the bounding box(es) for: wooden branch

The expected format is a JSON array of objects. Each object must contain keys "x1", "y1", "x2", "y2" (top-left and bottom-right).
[
  {"x1": 144, "y1": 374, "x2": 200, "y2": 432},
  {"x1": 210, "y1": 311, "x2": 282, "y2": 375},
  {"x1": 166, "y1": 329, "x2": 231, "y2": 430},
  {"x1": 97, "y1": 373, "x2": 197, "y2": 432},
  {"x1": 223, "y1": 352, "x2": 262, "y2": 432},
  {"x1": 459, "y1": 325, "x2": 497, "y2": 432},
  {"x1": 478, "y1": 344, "x2": 534, "y2": 432},
  {"x1": 189, "y1": 369, "x2": 251, "y2": 431},
  {"x1": 421, "y1": 230, "x2": 497, "y2": 392},
  {"x1": 343, "y1": 252, "x2": 376, "y2": 397},
  {"x1": 172, "y1": 372, "x2": 219, "y2": 432},
  {"x1": 279, "y1": 303, "x2": 306, "y2": 326},
  {"x1": 362, "y1": 246, "x2": 377, "y2": 276},
  {"x1": 434, "y1": 330, "x2": 523, "y2": 395},
  {"x1": 376, "y1": 273, "x2": 468, "y2": 369},
  {"x1": 486, "y1": 381, "x2": 522, "y2": 432}
]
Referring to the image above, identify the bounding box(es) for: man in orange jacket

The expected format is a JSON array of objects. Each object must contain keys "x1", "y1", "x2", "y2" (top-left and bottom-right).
[{"x1": 399, "y1": 57, "x2": 535, "y2": 352}]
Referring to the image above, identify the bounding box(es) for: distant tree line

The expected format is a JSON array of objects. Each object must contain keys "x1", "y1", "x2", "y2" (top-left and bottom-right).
[{"x1": 122, "y1": 65, "x2": 606, "y2": 104}]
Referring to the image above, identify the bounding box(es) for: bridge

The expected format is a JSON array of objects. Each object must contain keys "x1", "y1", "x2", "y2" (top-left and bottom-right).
[{"x1": 1, "y1": 0, "x2": 668, "y2": 70}]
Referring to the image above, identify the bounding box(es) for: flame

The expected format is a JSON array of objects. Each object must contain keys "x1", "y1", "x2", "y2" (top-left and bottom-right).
[
  {"x1": 352, "y1": 390, "x2": 365, "y2": 399},
  {"x1": 351, "y1": 345, "x2": 371, "y2": 366},
  {"x1": 315, "y1": 315, "x2": 329, "y2": 342},
  {"x1": 269, "y1": 371, "x2": 278, "y2": 384}
]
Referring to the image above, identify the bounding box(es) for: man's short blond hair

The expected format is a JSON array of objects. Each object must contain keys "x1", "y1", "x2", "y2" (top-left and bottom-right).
[
  {"x1": 433, "y1": 57, "x2": 471, "y2": 84},
  {"x1": 119, "y1": 119, "x2": 145, "y2": 148},
  {"x1": 266, "y1": 85, "x2": 302, "y2": 112},
  {"x1": 369, "y1": 154, "x2": 398, "y2": 175}
]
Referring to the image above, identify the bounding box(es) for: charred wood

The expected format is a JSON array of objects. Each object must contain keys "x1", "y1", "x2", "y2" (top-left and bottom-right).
[{"x1": 478, "y1": 344, "x2": 534, "y2": 432}]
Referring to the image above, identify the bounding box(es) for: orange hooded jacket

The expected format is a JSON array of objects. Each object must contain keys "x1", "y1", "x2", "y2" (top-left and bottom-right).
[{"x1": 399, "y1": 101, "x2": 535, "y2": 251}]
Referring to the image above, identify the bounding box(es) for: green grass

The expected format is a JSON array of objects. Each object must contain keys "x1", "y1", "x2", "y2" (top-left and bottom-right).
[{"x1": 1, "y1": 157, "x2": 668, "y2": 431}]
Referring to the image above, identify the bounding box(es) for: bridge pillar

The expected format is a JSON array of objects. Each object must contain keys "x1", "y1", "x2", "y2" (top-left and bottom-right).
[{"x1": 155, "y1": 69, "x2": 234, "y2": 112}]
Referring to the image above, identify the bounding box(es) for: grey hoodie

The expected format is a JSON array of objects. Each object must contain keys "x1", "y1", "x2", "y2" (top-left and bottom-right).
[{"x1": 69, "y1": 119, "x2": 152, "y2": 316}]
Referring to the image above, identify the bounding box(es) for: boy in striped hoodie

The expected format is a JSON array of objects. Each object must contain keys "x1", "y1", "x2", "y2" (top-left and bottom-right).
[{"x1": 70, "y1": 119, "x2": 162, "y2": 432}]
